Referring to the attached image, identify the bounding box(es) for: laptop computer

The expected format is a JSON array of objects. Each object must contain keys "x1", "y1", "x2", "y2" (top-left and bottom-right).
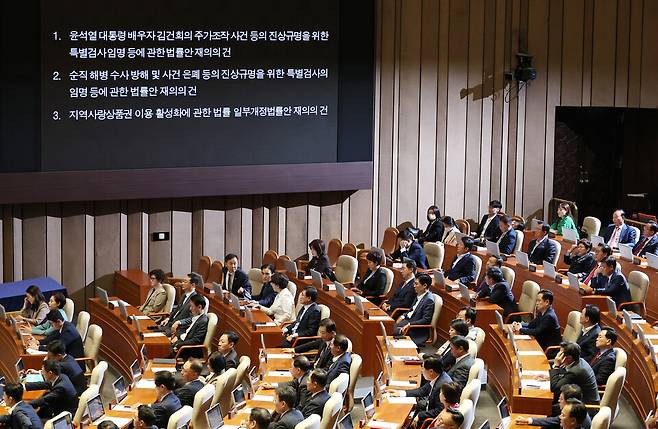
[
  {"x1": 361, "y1": 391, "x2": 375, "y2": 421},
  {"x1": 117, "y1": 300, "x2": 129, "y2": 321},
  {"x1": 282, "y1": 259, "x2": 298, "y2": 277},
  {"x1": 206, "y1": 403, "x2": 224, "y2": 429},
  {"x1": 566, "y1": 272, "x2": 580, "y2": 291},
  {"x1": 497, "y1": 397, "x2": 510, "y2": 429},
  {"x1": 562, "y1": 227, "x2": 579, "y2": 243},
  {"x1": 373, "y1": 371, "x2": 385, "y2": 400},
  {"x1": 379, "y1": 321, "x2": 388, "y2": 340},
  {"x1": 15, "y1": 358, "x2": 24, "y2": 375},
  {"x1": 619, "y1": 243, "x2": 634, "y2": 261},
  {"x1": 354, "y1": 296, "x2": 365, "y2": 316},
  {"x1": 606, "y1": 297, "x2": 618, "y2": 318},
  {"x1": 621, "y1": 310, "x2": 633, "y2": 331},
  {"x1": 337, "y1": 413, "x2": 353, "y2": 429},
  {"x1": 212, "y1": 282, "x2": 223, "y2": 296},
  {"x1": 244, "y1": 306, "x2": 254, "y2": 324},
  {"x1": 230, "y1": 294, "x2": 241, "y2": 312},
  {"x1": 495, "y1": 311, "x2": 505, "y2": 333},
  {"x1": 458, "y1": 283, "x2": 473, "y2": 302},
  {"x1": 543, "y1": 261, "x2": 556, "y2": 279},
  {"x1": 96, "y1": 287, "x2": 110, "y2": 307},
  {"x1": 591, "y1": 235, "x2": 604, "y2": 247},
  {"x1": 334, "y1": 282, "x2": 346, "y2": 300},
  {"x1": 132, "y1": 315, "x2": 142, "y2": 336},
  {"x1": 0, "y1": 304, "x2": 5, "y2": 323},
  {"x1": 232, "y1": 385, "x2": 247, "y2": 409},
  {"x1": 647, "y1": 253, "x2": 658, "y2": 270},
  {"x1": 131, "y1": 359, "x2": 142, "y2": 384},
  {"x1": 310, "y1": 269, "x2": 323, "y2": 289},
  {"x1": 86, "y1": 394, "x2": 106, "y2": 424},
  {"x1": 244, "y1": 366, "x2": 259, "y2": 394},
  {"x1": 140, "y1": 344, "x2": 148, "y2": 371},
  {"x1": 486, "y1": 240, "x2": 500, "y2": 257},
  {"x1": 515, "y1": 251, "x2": 529, "y2": 268},
  {"x1": 52, "y1": 411, "x2": 74, "y2": 429},
  {"x1": 636, "y1": 324, "x2": 646, "y2": 348},
  {"x1": 433, "y1": 270, "x2": 446, "y2": 288},
  {"x1": 113, "y1": 376, "x2": 128, "y2": 404}
]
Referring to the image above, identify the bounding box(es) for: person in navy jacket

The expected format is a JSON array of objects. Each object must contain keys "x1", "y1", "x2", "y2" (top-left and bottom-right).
[
  {"x1": 36, "y1": 310, "x2": 85, "y2": 370},
  {"x1": 582, "y1": 257, "x2": 631, "y2": 307},
  {"x1": 418, "y1": 205, "x2": 445, "y2": 245},
  {"x1": 497, "y1": 215, "x2": 517, "y2": 255},
  {"x1": 222, "y1": 253, "x2": 252, "y2": 299},
  {"x1": 356, "y1": 251, "x2": 388, "y2": 301},
  {"x1": 174, "y1": 358, "x2": 205, "y2": 407},
  {"x1": 28, "y1": 359, "x2": 78, "y2": 418},
  {"x1": 601, "y1": 209, "x2": 637, "y2": 248},
  {"x1": 381, "y1": 259, "x2": 417, "y2": 315},
  {"x1": 446, "y1": 237, "x2": 478, "y2": 285},
  {"x1": 527, "y1": 224, "x2": 558, "y2": 265},
  {"x1": 253, "y1": 264, "x2": 277, "y2": 307},
  {"x1": 633, "y1": 221, "x2": 658, "y2": 257},
  {"x1": 150, "y1": 371, "x2": 182, "y2": 429},
  {"x1": 477, "y1": 267, "x2": 518, "y2": 319},
  {"x1": 512, "y1": 289, "x2": 561, "y2": 351},
  {"x1": 324, "y1": 334, "x2": 352, "y2": 385},
  {"x1": 0, "y1": 383, "x2": 43, "y2": 429},
  {"x1": 576, "y1": 305, "x2": 601, "y2": 363},
  {"x1": 564, "y1": 239, "x2": 597, "y2": 280},
  {"x1": 390, "y1": 229, "x2": 428, "y2": 269},
  {"x1": 475, "y1": 200, "x2": 503, "y2": 242},
  {"x1": 393, "y1": 274, "x2": 436, "y2": 346}
]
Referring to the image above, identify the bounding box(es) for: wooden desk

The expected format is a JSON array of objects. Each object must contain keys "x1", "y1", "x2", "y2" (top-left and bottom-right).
[
  {"x1": 0, "y1": 320, "x2": 28, "y2": 382},
  {"x1": 88, "y1": 297, "x2": 171, "y2": 382},
  {"x1": 115, "y1": 270, "x2": 151, "y2": 307}
]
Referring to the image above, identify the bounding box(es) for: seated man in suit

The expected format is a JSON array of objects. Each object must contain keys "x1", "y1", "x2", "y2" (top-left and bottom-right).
[
  {"x1": 34, "y1": 310, "x2": 85, "y2": 370},
  {"x1": 386, "y1": 354, "x2": 452, "y2": 424},
  {"x1": 261, "y1": 356, "x2": 312, "y2": 408},
  {"x1": 28, "y1": 359, "x2": 77, "y2": 418},
  {"x1": 393, "y1": 274, "x2": 435, "y2": 346},
  {"x1": 381, "y1": 259, "x2": 417, "y2": 315},
  {"x1": 294, "y1": 318, "x2": 336, "y2": 369},
  {"x1": 582, "y1": 244, "x2": 614, "y2": 285},
  {"x1": 496, "y1": 215, "x2": 517, "y2": 255},
  {"x1": 564, "y1": 240, "x2": 597, "y2": 280},
  {"x1": 445, "y1": 237, "x2": 478, "y2": 285},
  {"x1": 515, "y1": 384, "x2": 592, "y2": 429},
  {"x1": 253, "y1": 264, "x2": 277, "y2": 307},
  {"x1": 37, "y1": 340, "x2": 86, "y2": 396},
  {"x1": 436, "y1": 319, "x2": 470, "y2": 371},
  {"x1": 170, "y1": 294, "x2": 209, "y2": 359},
  {"x1": 0, "y1": 383, "x2": 43, "y2": 429},
  {"x1": 445, "y1": 336, "x2": 474, "y2": 388},
  {"x1": 281, "y1": 287, "x2": 321, "y2": 348},
  {"x1": 456, "y1": 306, "x2": 478, "y2": 340},
  {"x1": 204, "y1": 352, "x2": 226, "y2": 385},
  {"x1": 355, "y1": 251, "x2": 388, "y2": 302},
  {"x1": 477, "y1": 267, "x2": 518, "y2": 319},
  {"x1": 581, "y1": 256, "x2": 632, "y2": 307},
  {"x1": 141, "y1": 269, "x2": 168, "y2": 317},
  {"x1": 218, "y1": 331, "x2": 239, "y2": 369},
  {"x1": 300, "y1": 369, "x2": 330, "y2": 418},
  {"x1": 634, "y1": 221, "x2": 658, "y2": 256},
  {"x1": 325, "y1": 334, "x2": 352, "y2": 384},
  {"x1": 512, "y1": 289, "x2": 562, "y2": 351},
  {"x1": 475, "y1": 199, "x2": 503, "y2": 242},
  {"x1": 134, "y1": 405, "x2": 158, "y2": 429},
  {"x1": 248, "y1": 408, "x2": 272, "y2": 429},
  {"x1": 268, "y1": 386, "x2": 304, "y2": 429},
  {"x1": 174, "y1": 358, "x2": 205, "y2": 407},
  {"x1": 390, "y1": 229, "x2": 428, "y2": 269},
  {"x1": 601, "y1": 209, "x2": 636, "y2": 249},
  {"x1": 150, "y1": 371, "x2": 182, "y2": 429},
  {"x1": 558, "y1": 400, "x2": 589, "y2": 429},
  {"x1": 576, "y1": 305, "x2": 601, "y2": 363},
  {"x1": 475, "y1": 255, "x2": 502, "y2": 294},
  {"x1": 528, "y1": 224, "x2": 558, "y2": 265},
  {"x1": 590, "y1": 328, "x2": 617, "y2": 386},
  {"x1": 223, "y1": 253, "x2": 252, "y2": 299},
  {"x1": 549, "y1": 342, "x2": 600, "y2": 405},
  {"x1": 160, "y1": 272, "x2": 201, "y2": 336}
]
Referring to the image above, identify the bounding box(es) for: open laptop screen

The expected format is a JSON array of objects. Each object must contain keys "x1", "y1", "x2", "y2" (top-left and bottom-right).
[
  {"x1": 86, "y1": 394, "x2": 105, "y2": 423},
  {"x1": 206, "y1": 403, "x2": 224, "y2": 429}
]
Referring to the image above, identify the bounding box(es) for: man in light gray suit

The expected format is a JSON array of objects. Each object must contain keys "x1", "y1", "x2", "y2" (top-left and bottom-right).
[{"x1": 446, "y1": 336, "x2": 474, "y2": 388}]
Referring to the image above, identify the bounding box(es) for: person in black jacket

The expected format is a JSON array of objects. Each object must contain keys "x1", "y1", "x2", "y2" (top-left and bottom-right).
[
  {"x1": 325, "y1": 334, "x2": 352, "y2": 384},
  {"x1": 477, "y1": 267, "x2": 518, "y2": 319},
  {"x1": 305, "y1": 239, "x2": 336, "y2": 281},
  {"x1": 42, "y1": 340, "x2": 86, "y2": 396},
  {"x1": 356, "y1": 251, "x2": 387, "y2": 302},
  {"x1": 445, "y1": 237, "x2": 478, "y2": 285},
  {"x1": 515, "y1": 384, "x2": 592, "y2": 429},
  {"x1": 253, "y1": 264, "x2": 277, "y2": 307},
  {"x1": 300, "y1": 369, "x2": 330, "y2": 418},
  {"x1": 497, "y1": 215, "x2": 517, "y2": 255},
  {"x1": 0, "y1": 383, "x2": 43, "y2": 429},
  {"x1": 28, "y1": 359, "x2": 77, "y2": 419},
  {"x1": 390, "y1": 230, "x2": 429, "y2": 269},
  {"x1": 174, "y1": 358, "x2": 205, "y2": 407},
  {"x1": 475, "y1": 200, "x2": 503, "y2": 242},
  {"x1": 564, "y1": 240, "x2": 597, "y2": 280},
  {"x1": 134, "y1": 405, "x2": 159, "y2": 429},
  {"x1": 591, "y1": 328, "x2": 617, "y2": 386},
  {"x1": 222, "y1": 253, "x2": 252, "y2": 299},
  {"x1": 248, "y1": 408, "x2": 272, "y2": 429},
  {"x1": 260, "y1": 356, "x2": 312, "y2": 408},
  {"x1": 282, "y1": 287, "x2": 321, "y2": 347},
  {"x1": 418, "y1": 205, "x2": 444, "y2": 245},
  {"x1": 393, "y1": 274, "x2": 436, "y2": 345},
  {"x1": 381, "y1": 259, "x2": 417, "y2": 315},
  {"x1": 582, "y1": 257, "x2": 632, "y2": 307},
  {"x1": 217, "y1": 331, "x2": 239, "y2": 369},
  {"x1": 294, "y1": 318, "x2": 336, "y2": 369},
  {"x1": 159, "y1": 272, "x2": 200, "y2": 336},
  {"x1": 512, "y1": 289, "x2": 561, "y2": 351},
  {"x1": 527, "y1": 224, "x2": 558, "y2": 265},
  {"x1": 150, "y1": 371, "x2": 182, "y2": 429},
  {"x1": 576, "y1": 305, "x2": 601, "y2": 363},
  {"x1": 268, "y1": 386, "x2": 304, "y2": 429},
  {"x1": 34, "y1": 310, "x2": 85, "y2": 370},
  {"x1": 170, "y1": 294, "x2": 209, "y2": 359},
  {"x1": 549, "y1": 342, "x2": 600, "y2": 405}
]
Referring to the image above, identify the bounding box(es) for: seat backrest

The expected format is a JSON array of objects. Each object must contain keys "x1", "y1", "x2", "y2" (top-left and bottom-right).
[
  {"x1": 73, "y1": 384, "x2": 100, "y2": 425},
  {"x1": 295, "y1": 414, "x2": 321, "y2": 429},
  {"x1": 473, "y1": 256, "x2": 482, "y2": 284},
  {"x1": 456, "y1": 219, "x2": 471, "y2": 234},
  {"x1": 629, "y1": 226, "x2": 641, "y2": 245},
  {"x1": 328, "y1": 372, "x2": 349, "y2": 396},
  {"x1": 248, "y1": 268, "x2": 265, "y2": 297},
  {"x1": 191, "y1": 383, "x2": 216, "y2": 429},
  {"x1": 550, "y1": 239, "x2": 561, "y2": 265},
  {"x1": 327, "y1": 239, "x2": 343, "y2": 266},
  {"x1": 89, "y1": 361, "x2": 108, "y2": 387},
  {"x1": 381, "y1": 267, "x2": 394, "y2": 295},
  {"x1": 84, "y1": 324, "x2": 103, "y2": 363},
  {"x1": 430, "y1": 294, "x2": 444, "y2": 343},
  {"x1": 197, "y1": 256, "x2": 212, "y2": 281},
  {"x1": 600, "y1": 367, "x2": 626, "y2": 419},
  {"x1": 335, "y1": 255, "x2": 358, "y2": 284},
  {"x1": 287, "y1": 281, "x2": 298, "y2": 301},
  {"x1": 346, "y1": 354, "x2": 363, "y2": 411},
  {"x1": 346, "y1": 337, "x2": 353, "y2": 353},
  {"x1": 460, "y1": 379, "x2": 481, "y2": 408},
  {"x1": 207, "y1": 260, "x2": 223, "y2": 284},
  {"x1": 467, "y1": 358, "x2": 484, "y2": 385},
  {"x1": 162, "y1": 284, "x2": 176, "y2": 313},
  {"x1": 319, "y1": 392, "x2": 343, "y2": 429},
  {"x1": 582, "y1": 216, "x2": 602, "y2": 239},
  {"x1": 424, "y1": 242, "x2": 445, "y2": 269},
  {"x1": 44, "y1": 412, "x2": 72, "y2": 429},
  {"x1": 380, "y1": 227, "x2": 399, "y2": 255},
  {"x1": 211, "y1": 368, "x2": 237, "y2": 412},
  {"x1": 563, "y1": 311, "x2": 582, "y2": 343},
  {"x1": 628, "y1": 271, "x2": 649, "y2": 303},
  {"x1": 204, "y1": 313, "x2": 219, "y2": 350},
  {"x1": 76, "y1": 311, "x2": 90, "y2": 341},
  {"x1": 203, "y1": 296, "x2": 210, "y2": 315},
  {"x1": 501, "y1": 266, "x2": 515, "y2": 289},
  {"x1": 341, "y1": 243, "x2": 358, "y2": 258},
  {"x1": 518, "y1": 281, "x2": 540, "y2": 313},
  {"x1": 167, "y1": 405, "x2": 193, "y2": 429},
  {"x1": 590, "y1": 406, "x2": 611, "y2": 429},
  {"x1": 64, "y1": 298, "x2": 75, "y2": 322},
  {"x1": 233, "y1": 356, "x2": 251, "y2": 391},
  {"x1": 613, "y1": 347, "x2": 627, "y2": 369},
  {"x1": 262, "y1": 250, "x2": 278, "y2": 267},
  {"x1": 467, "y1": 339, "x2": 478, "y2": 359},
  {"x1": 457, "y1": 399, "x2": 475, "y2": 429},
  {"x1": 515, "y1": 230, "x2": 524, "y2": 252},
  {"x1": 318, "y1": 304, "x2": 331, "y2": 323},
  {"x1": 473, "y1": 327, "x2": 486, "y2": 353}
]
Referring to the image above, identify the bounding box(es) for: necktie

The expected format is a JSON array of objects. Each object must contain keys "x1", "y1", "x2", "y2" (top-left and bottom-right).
[
  {"x1": 227, "y1": 273, "x2": 233, "y2": 291},
  {"x1": 634, "y1": 237, "x2": 648, "y2": 256},
  {"x1": 608, "y1": 227, "x2": 620, "y2": 247},
  {"x1": 590, "y1": 351, "x2": 601, "y2": 365},
  {"x1": 583, "y1": 264, "x2": 598, "y2": 285},
  {"x1": 291, "y1": 306, "x2": 306, "y2": 334}
]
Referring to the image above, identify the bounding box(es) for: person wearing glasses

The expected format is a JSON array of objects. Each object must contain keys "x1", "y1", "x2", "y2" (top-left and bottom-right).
[{"x1": 141, "y1": 269, "x2": 168, "y2": 317}]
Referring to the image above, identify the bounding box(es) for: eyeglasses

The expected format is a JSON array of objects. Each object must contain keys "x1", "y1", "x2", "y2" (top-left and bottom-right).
[
  {"x1": 261, "y1": 271, "x2": 272, "y2": 276},
  {"x1": 149, "y1": 276, "x2": 157, "y2": 280}
]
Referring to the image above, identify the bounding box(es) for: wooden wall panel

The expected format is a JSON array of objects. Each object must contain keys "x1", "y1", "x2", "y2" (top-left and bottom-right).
[
  {"x1": 94, "y1": 201, "x2": 121, "y2": 293},
  {"x1": 591, "y1": 0, "x2": 617, "y2": 106},
  {"x1": 640, "y1": 1, "x2": 658, "y2": 107},
  {"x1": 147, "y1": 199, "x2": 172, "y2": 273},
  {"x1": 22, "y1": 204, "x2": 46, "y2": 279},
  {"x1": 627, "y1": 0, "x2": 644, "y2": 107},
  {"x1": 171, "y1": 199, "x2": 192, "y2": 278}
]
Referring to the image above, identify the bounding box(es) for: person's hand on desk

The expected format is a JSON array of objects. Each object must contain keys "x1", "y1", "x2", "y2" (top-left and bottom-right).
[
  {"x1": 259, "y1": 382, "x2": 275, "y2": 389},
  {"x1": 25, "y1": 368, "x2": 40, "y2": 375},
  {"x1": 381, "y1": 302, "x2": 390, "y2": 312},
  {"x1": 237, "y1": 287, "x2": 245, "y2": 295},
  {"x1": 384, "y1": 388, "x2": 401, "y2": 397},
  {"x1": 534, "y1": 373, "x2": 549, "y2": 381},
  {"x1": 511, "y1": 322, "x2": 522, "y2": 333},
  {"x1": 160, "y1": 317, "x2": 169, "y2": 326},
  {"x1": 581, "y1": 285, "x2": 593, "y2": 295},
  {"x1": 171, "y1": 336, "x2": 178, "y2": 344},
  {"x1": 514, "y1": 416, "x2": 532, "y2": 425},
  {"x1": 171, "y1": 321, "x2": 180, "y2": 332}
]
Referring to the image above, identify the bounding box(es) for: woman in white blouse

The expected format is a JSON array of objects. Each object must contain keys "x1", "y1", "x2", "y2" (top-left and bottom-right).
[
  {"x1": 253, "y1": 272, "x2": 294, "y2": 325},
  {"x1": 441, "y1": 216, "x2": 461, "y2": 246}
]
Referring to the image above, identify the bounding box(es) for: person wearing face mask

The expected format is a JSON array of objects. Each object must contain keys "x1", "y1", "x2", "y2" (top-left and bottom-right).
[{"x1": 418, "y1": 205, "x2": 444, "y2": 245}]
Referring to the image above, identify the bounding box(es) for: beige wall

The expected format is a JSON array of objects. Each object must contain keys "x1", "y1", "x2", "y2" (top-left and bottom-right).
[{"x1": 2, "y1": 0, "x2": 658, "y2": 310}]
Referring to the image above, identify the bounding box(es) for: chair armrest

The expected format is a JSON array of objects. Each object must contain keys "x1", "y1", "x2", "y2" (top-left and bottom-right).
[
  {"x1": 175, "y1": 345, "x2": 209, "y2": 362},
  {"x1": 291, "y1": 335, "x2": 321, "y2": 348},
  {"x1": 618, "y1": 301, "x2": 645, "y2": 316},
  {"x1": 585, "y1": 404, "x2": 601, "y2": 411},
  {"x1": 418, "y1": 418, "x2": 435, "y2": 429},
  {"x1": 280, "y1": 321, "x2": 294, "y2": 329},
  {"x1": 350, "y1": 288, "x2": 363, "y2": 295},
  {"x1": 390, "y1": 308, "x2": 410, "y2": 320},
  {"x1": 147, "y1": 311, "x2": 171, "y2": 318},
  {"x1": 544, "y1": 345, "x2": 561, "y2": 355},
  {"x1": 401, "y1": 324, "x2": 433, "y2": 335},
  {"x1": 505, "y1": 311, "x2": 534, "y2": 323},
  {"x1": 74, "y1": 357, "x2": 97, "y2": 374}
]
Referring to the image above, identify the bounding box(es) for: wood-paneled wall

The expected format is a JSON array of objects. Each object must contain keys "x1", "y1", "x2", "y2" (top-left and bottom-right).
[{"x1": 3, "y1": 0, "x2": 658, "y2": 311}]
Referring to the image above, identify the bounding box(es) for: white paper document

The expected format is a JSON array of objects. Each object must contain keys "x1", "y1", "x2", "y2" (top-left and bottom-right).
[
  {"x1": 251, "y1": 395, "x2": 275, "y2": 402},
  {"x1": 142, "y1": 332, "x2": 166, "y2": 338},
  {"x1": 135, "y1": 379, "x2": 156, "y2": 389},
  {"x1": 385, "y1": 397, "x2": 417, "y2": 404},
  {"x1": 391, "y1": 339, "x2": 417, "y2": 349},
  {"x1": 267, "y1": 370, "x2": 292, "y2": 377},
  {"x1": 388, "y1": 380, "x2": 417, "y2": 387},
  {"x1": 265, "y1": 353, "x2": 291, "y2": 359},
  {"x1": 521, "y1": 379, "x2": 550, "y2": 390},
  {"x1": 517, "y1": 350, "x2": 544, "y2": 356},
  {"x1": 369, "y1": 316, "x2": 392, "y2": 321}
]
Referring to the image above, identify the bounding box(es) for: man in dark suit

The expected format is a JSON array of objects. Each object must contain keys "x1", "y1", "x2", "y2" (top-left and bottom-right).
[
  {"x1": 222, "y1": 253, "x2": 252, "y2": 299},
  {"x1": 44, "y1": 340, "x2": 86, "y2": 396},
  {"x1": 261, "y1": 356, "x2": 312, "y2": 408},
  {"x1": 576, "y1": 305, "x2": 601, "y2": 363},
  {"x1": 0, "y1": 383, "x2": 43, "y2": 429},
  {"x1": 564, "y1": 240, "x2": 596, "y2": 280},
  {"x1": 515, "y1": 384, "x2": 592, "y2": 429},
  {"x1": 294, "y1": 318, "x2": 336, "y2": 369},
  {"x1": 325, "y1": 334, "x2": 352, "y2": 385},
  {"x1": 249, "y1": 408, "x2": 272, "y2": 429},
  {"x1": 390, "y1": 229, "x2": 428, "y2": 269},
  {"x1": 513, "y1": 289, "x2": 561, "y2": 351},
  {"x1": 135, "y1": 405, "x2": 159, "y2": 429},
  {"x1": 268, "y1": 386, "x2": 304, "y2": 429},
  {"x1": 477, "y1": 267, "x2": 518, "y2": 319},
  {"x1": 150, "y1": 371, "x2": 182, "y2": 429},
  {"x1": 633, "y1": 221, "x2": 658, "y2": 256},
  {"x1": 436, "y1": 320, "x2": 470, "y2": 371},
  {"x1": 160, "y1": 272, "x2": 200, "y2": 336},
  {"x1": 445, "y1": 336, "x2": 474, "y2": 388},
  {"x1": 282, "y1": 287, "x2": 321, "y2": 348},
  {"x1": 393, "y1": 274, "x2": 435, "y2": 346},
  {"x1": 37, "y1": 310, "x2": 85, "y2": 370},
  {"x1": 549, "y1": 342, "x2": 600, "y2": 405},
  {"x1": 170, "y1": 294, "x2": 209, "y2": 359},
  {"x1": 582, "y1": 244, "x2": 614, "y2": 286},
  {"x1": 601, "y1": 209, "x2": 637, "y2": 248},
  {"x1": 28, "y1": 359, "x2": 77, "y2": 418},
  {"x1": 558, "y1": 400, "x2": 589, "y2": 429},
  {"x1": 497, "y1": 215, "x2": 517, "y2": 255},
  {"x1": 527, "y1": 224, "x2": 558, "y2": 265},
  {"x1": 445, "y1": 237, "x2": 478, "y2": 285},
  {"x1": 381, "y1": 259, "x2": 417, "y2": 315},
  {"x1": 300, "y1": 369, "x2": 330, "y2": 418},
  {"x1": 174, "y1": 358, "x2": 205, "y2": 407},
  {"x1": 590, "y1": 328, "x2": 617, "y2": 386},
  {"x1": 218, "y1": 331, "x2": 239, "y2": 369},
  {"x1": 386, "y1": 355, "x2": 452, "y2": 423},
  {"x1": 475, "y1": 200, "x2": 503, "y2": 242},
  {"x1": 582, "y1": 256, "x2": 631, "y2": 307}
]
